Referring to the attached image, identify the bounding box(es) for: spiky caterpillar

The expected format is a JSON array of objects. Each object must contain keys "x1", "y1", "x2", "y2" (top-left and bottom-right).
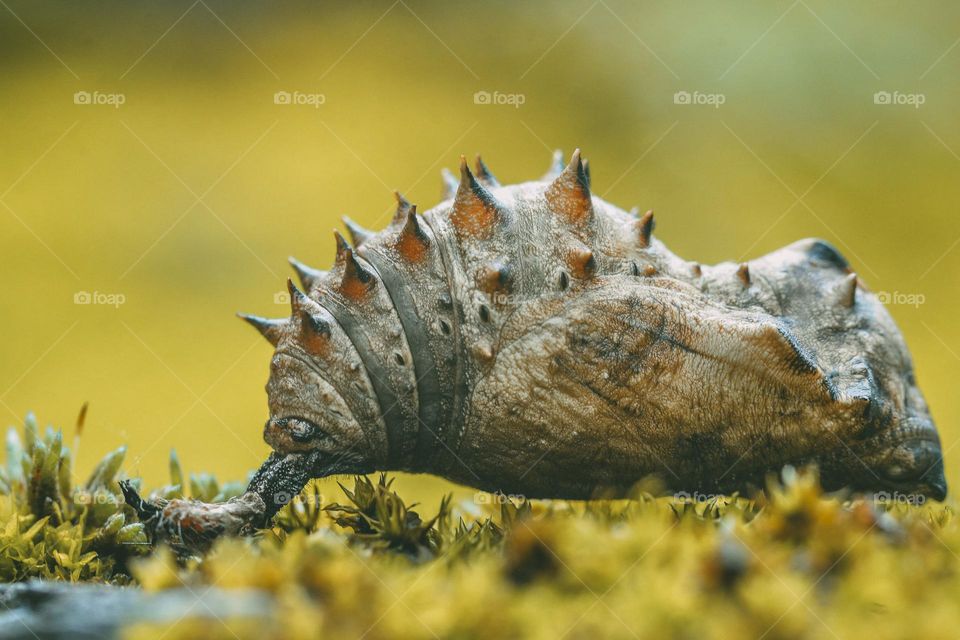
[{"x1": 124, "y1": 150, "x2": 946, "y2": 543}]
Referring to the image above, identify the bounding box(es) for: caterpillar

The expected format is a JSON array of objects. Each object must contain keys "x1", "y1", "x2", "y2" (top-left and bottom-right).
[{"x1": 124, "y1": 149, "x2": 946, "y2": 543}]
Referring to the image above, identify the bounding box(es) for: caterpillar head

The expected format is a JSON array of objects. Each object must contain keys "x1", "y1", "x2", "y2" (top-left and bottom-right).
[{"x1": 238, "y1": 279, "x2": 376, "y2": 477}]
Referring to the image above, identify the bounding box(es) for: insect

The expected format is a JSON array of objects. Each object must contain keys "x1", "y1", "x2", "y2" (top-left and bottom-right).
[{"x1": 125, "y1": 149, "x2": 946, "y2": 539}]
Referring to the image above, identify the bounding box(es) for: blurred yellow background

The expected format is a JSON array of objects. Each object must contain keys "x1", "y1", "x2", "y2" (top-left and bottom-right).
[{"x1": 1, "y1": 1, "x2": 958, "y2": 502}]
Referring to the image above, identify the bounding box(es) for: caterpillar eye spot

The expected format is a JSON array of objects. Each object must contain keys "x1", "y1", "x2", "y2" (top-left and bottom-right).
[
  {"x1": 559, "y1": 271, "x2": 570, "y2": 290},
  {"x1": 394, "y1": 352, "x2": 406, "y2": 366},
  {"x1": 479, "y1": 305, "x2": 491, "y2": 323},
  {"x1": 439, "y1": 319, "x2": 452, "y2": 335}
]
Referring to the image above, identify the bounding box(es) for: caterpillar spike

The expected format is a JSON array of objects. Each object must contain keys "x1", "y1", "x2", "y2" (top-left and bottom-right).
[
  {"x1": 288, "y1": 257, "x2": 325, "y2": 291},
  {"x1": 545, "y1": 148, "x2": 592, "y2": 224},
  {"x1": 474, "y1": 155, "x2": 499, "y2": 187},
  {"x1": 237, "y1": 313, "x2": 285, "y2": 347},
  {"x1": 450, "y1": 156, "x2": 506, "y2": 239},
  {"x1": 342, "y1": 215, "x2": 373, "y2": 247}
]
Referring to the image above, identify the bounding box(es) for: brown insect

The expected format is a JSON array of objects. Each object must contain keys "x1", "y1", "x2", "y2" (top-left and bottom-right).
[{"x1": 125, "y1": 150, "x2": 946, "y2": 544}]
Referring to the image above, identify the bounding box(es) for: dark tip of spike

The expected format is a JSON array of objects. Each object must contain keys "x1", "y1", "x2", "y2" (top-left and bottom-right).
[
  {"x1": 288, "y1": 256, "x2": 325, "y2": 291},
  {"x1": 283, "y1": 278, "x2": 332, "y2": 352},
  {"x1": 404, "y1": 205, "x2": 423, "y2": 235},
  {"x1": 282, "y1": 279, "x2": 333, "y2": 352},
  {"x1": 451, "y1": 155, "x2": 505, "y2": 238},
  {"x1": 296, "y1": 305, "x2": 332, "y2": 354},
  {"x1": 543, "y1": 149, "x2": 564, "y2": 180},
  {"x1": 458, "y1": 155, "x2": 472, "y2": 180},
  {"x1": 333, "y1": 230, "x2": 351, "y2": 266},
  {"x1": 545, "y1": 148, "x2": 592, "y2": 224},
  {"x1": 636, "y1": 210, "x2": 655, "y2": 248},
  {"x1": 396, "y1": 205, "x2": 431, "y2": 263},
  {"x1": 736, "y1": 263, "x2": 751, "y2": 286},
  {"x1": 237, "y1": 312, "x2": 285, "y2": 347},
  {"x1": 287, "y1": 277, "x2": 308, "y2": 308},
  {"x1": 474, "y1": 155, "x2": 500, "y2": 187},
  {"x1": 582, "y1": 158, "x2": 591, "y2": 189},
  {"x1": 568, "y1": 246, "x2": 597, "y2": 279},
  {"x1": 342, "y1": 216, "x2": 373, "y2": 247},
  {"x1": 393, "y1": 191, "x2": 413, "y2": 225},
  {"x1": 340, "y1": 248, "x2": 376, "y2": 301},
  {"x1": 301, "y1": 310, "x2": 331, "y2": 339},
  {"x1": 394, "y1": 191, "x2": 412, "y2": 211},
  {"x1": 838, "y1": 273, "x2": 858, "y2": 307},
  {"x1": 440, "y1": 169, "x2": 459, "y2": 201}
]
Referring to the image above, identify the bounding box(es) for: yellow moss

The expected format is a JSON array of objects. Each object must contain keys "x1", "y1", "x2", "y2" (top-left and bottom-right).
[{"x1": 4, "y1": 414, "x2": 960, "y2": 639}]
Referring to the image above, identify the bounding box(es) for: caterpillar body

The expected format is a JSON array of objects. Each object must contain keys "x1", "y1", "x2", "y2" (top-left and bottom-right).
[{"x1": 226, "y1": 149, "x2": 947, "y2": 516}]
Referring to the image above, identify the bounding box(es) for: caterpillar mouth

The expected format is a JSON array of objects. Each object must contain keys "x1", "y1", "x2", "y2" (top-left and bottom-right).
[{"x1": 264, "y1": 416, "x2": 323, "y2": 452}]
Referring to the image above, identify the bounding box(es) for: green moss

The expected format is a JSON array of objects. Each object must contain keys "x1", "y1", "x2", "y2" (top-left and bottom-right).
[
  {"x1": 2, "y1": 413, "x2": 959, "y2": 639},
  {"x1": 0, "y1": 413, "x2": 149, "y2": 583}
]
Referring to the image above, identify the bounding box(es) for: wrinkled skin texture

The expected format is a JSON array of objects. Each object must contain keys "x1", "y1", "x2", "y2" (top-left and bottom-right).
[
  {"x1": 247, "y1": 150, "x2": 946, "y2": 510},
  {"x1": 127, "y1": 151, "x2": 946, "y2": 544}
]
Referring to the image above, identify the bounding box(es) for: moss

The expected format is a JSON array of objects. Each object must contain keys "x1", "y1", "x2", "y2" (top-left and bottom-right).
[
  {"x1": 0, "y1": 413, "x2": 149, "y2": 582},
  {"x1": 2, "y1": 413, "x2": 959, "y2": 639}
]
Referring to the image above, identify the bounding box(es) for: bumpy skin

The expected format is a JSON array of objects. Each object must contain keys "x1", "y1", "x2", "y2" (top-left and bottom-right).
[{"x1": 238, "y1": 150, "x2": 946, "y2": 515}]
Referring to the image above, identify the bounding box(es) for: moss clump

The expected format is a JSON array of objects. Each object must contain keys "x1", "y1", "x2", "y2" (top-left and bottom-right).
[
  {"x1": 3, "y1": 412, "x2": 960, "y2": 639},
  {"x1": 0, "y1": 412, "x2": 148, "y2": 582},
  {"x1": 0, "y1": 412, "x2": 244, "y2": 582}
]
